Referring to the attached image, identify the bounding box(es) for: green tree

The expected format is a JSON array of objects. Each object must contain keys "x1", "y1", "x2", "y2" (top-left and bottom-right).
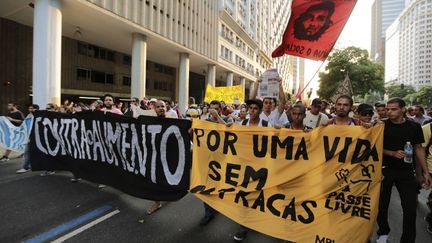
[
  {"x1": 317, "y1": 47, "x2": 384, "y2": 100},
  {"x1": 385, "y1": 84, "x2": 416, "y2": 98},
  {"x1": 403, "y1": 93, "x2": 417, "y2": 106},
  {"x1": 414, "y1": 86, "x2": 432, "y2": 106}
]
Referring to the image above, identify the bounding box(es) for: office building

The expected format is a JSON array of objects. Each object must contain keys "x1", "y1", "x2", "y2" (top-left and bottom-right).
[
  {"x1": 371, "y1": 0, "x2": 406, "y2": 64},
  {"x1": 0, "y1": 0, "x2": 299, "y2": 114},
  {"x1": 392, "y1": 0, "x2": 432, "y2": 89}
]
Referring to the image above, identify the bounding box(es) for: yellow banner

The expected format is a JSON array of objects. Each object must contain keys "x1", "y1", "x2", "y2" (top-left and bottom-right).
[
  {"x1": 204, "y1": 85, "x2": 244, "y2": 104},
  {"x1": 191, "y1": 119, "x2": 383, "y2": 242}
]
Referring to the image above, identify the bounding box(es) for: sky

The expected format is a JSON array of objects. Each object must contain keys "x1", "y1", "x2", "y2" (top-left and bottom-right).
[{"x1": 305, "y1": 0, "x2": 374, "y2": 98}]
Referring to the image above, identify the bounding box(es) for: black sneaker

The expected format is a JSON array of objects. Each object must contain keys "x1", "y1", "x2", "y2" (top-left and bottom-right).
[
  {"x1": 199, "y1": 215, "x2": 214, "y2": 226},
  {"x1": 427, "y1": 224, "x2": 432, "y2": 234},
  {"x1": 424, "y1": 215, "x2": 432, "y2": 234},
  {"x1": 233, "y1": 230, "x2": 248, "y2": 242},
  {"x1": 425, "y1": 214, "x2": 432, "y2": 224}
]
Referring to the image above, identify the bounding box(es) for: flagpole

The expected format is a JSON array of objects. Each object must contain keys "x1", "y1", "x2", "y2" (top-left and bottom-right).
[{"x1": 297, "y1": 60, "x2": 326, "y2": 97}]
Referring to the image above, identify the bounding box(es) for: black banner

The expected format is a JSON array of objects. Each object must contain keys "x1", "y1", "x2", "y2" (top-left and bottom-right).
[{"x1": 30, "y1": 111, "x2": 192, "y2": 201}]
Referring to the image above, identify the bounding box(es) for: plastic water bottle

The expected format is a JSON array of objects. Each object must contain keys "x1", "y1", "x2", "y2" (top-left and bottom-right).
[{"x1": 404, "y1": 142, "x2": 413, "y2": 163}]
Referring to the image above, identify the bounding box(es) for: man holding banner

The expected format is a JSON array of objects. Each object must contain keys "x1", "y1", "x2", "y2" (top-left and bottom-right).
[
  {"x1": 377, "y1": 98, "x2": 432, "y2": 243},
  {"x1": 239, "y1": 99, "x2": 269, "y2": 127},
  {"x1": 327, "y1": 95, "x2": 359, "y2": 126},
  {"x1": 100, "y1": 94, "x2": 122, "y2": 115},
  {"x1": 147, "y1": 100, "x2": 169, "y2": 215},
  {"x1": 233, "y1": 100, "x2": 315, "y2": 242},
  {"x1": 232, "y1": 98, "x2": 270, "y2": 241},
  {"x1": 276, "y1": 103, "x2": 312, "y2": 131},
  {"x1": 199, "y1": 100, "x2": 234, "y2": 226}
]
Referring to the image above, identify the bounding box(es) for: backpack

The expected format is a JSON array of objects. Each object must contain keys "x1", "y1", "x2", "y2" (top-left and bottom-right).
[
  {"x1": 242, "y1": 119, "x2": 268, "y2": 127},
  {"x1": 123, "y1": 108, "x2": 133, "y2": 117}
]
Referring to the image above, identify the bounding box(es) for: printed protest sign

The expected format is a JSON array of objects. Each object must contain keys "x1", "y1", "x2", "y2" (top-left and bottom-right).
[
  {"x1": 204, "y1": 85, "x2": 244, "y2": 104},
  {"x1": 191, "y1": 119, "x2": 382, "y2": 242},
  {"x1": 258, "y1": 69, "x2": 280, "y2": 98},
  {"x1": 30, "y1": 111, "x2": 192, "y2": 201}
]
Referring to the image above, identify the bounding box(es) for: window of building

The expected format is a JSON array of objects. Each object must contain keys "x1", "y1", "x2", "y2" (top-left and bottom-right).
[
  {"x1": 154, "y1": 63, "x2": 175, "y2": 75},
  {"x1": 106, "y1": 74, "x2": 114, "y2": 84},
  {"x1": 106, "y1": 51, "x2": 115, "y2": 61},
  {"x1": 153, "y1": 80, "x2": 171, "y2": 91},
  {"x1": 78, "y1": 44, "x2": 88, "y2": 55},
  {"x1": 76, "y1": 68, "x2": 114, "y2": 84},
  {"x1": 77, "y1": 68, "x2": 89, "y2": 80},
  {"x1": 78, "y1": 42, "x2": 115, "y2": 62},
  {"x1": 235, "y1": 55, "x2": 246, "y2": 69},
  {"x1": 220, "y1": 45, "x2": 232, "y2": 61},
  {"x1": 92, "y1": 71, "x2": 106, "y2": 83},
  {"x1": 123, "y1": 76, "x2": 131, "y2": 86},
  {"x1": 123, "y1": 55, "x2": 132, "y2": 65}
]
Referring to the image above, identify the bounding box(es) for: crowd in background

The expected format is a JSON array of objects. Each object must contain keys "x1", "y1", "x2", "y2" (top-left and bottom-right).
[
  {"x1": 1, "y1": 79, "x2": 432, "y2": 242},
  {"x1": 5, "y1": 96, "x2": 432, "y2": 127}
]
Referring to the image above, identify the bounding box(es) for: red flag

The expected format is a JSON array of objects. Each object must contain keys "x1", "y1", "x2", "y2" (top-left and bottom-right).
[{"x1": 272, "y1": 0, "x2": 357, "y2": 61}]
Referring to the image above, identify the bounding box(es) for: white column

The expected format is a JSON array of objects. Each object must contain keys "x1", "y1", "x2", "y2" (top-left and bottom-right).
[
  {"x1": 32, "y1": 0, "x2": 62, "y2": 107},
  {"x1": 240, "y1": 77, "x2": 246, "y2": 99},
  {"x1": 226, "y1": 72, "x2": 234, "y2": 86},
  {"x1": 178, "y1": 53, "x2": 189, "y2": 116},
  {"x1": 131, "y1": 33, "x2": 147, "y2": 99},
  {"x1": 249, "y1": 82, "x2": 255, "y2": 98},
  {"x1": 207, "y1": 64, "x2": 216, "y2": 87}
]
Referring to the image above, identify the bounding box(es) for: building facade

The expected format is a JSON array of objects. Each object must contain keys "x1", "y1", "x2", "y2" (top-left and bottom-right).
[
  {"x1": 0, "y1": 0, "x2": 298, "y2": 114},
  {"x1": 217, "y1": 0, "x2": 300, "y2": 94},
  {"x1": 395, "y1": 0, "x2": 432, "y2": 90},
  {"x1": 384, "y1": 20, "x2": 399, "y2": 84},
  {"x1": 270, "y1": 0, "x2": 304, "y2": 96},
  {"x1": 371, "y1": 0, "x2": 406, "y2": 64}
]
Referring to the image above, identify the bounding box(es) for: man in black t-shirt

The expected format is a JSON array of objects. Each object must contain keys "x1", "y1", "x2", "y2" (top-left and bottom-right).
[
  {"x1": 0, "y1": 103, "x2": 24, "y2": 162},
  {"x1": 376, "y1": 98, "x2": 431, "y2": 243},
  {"x1": 5, "y1": 103, "x2": 24, "y2": 126}
]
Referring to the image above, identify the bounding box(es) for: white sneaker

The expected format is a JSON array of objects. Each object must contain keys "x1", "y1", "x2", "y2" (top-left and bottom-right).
[
  {"x1": 376, "y1": 235, "x2": 388, "y2": 243},
  {"x1": 98, "y1": 184, "x2": 106, "y2": 188},
  {"x1": 16, "y1": 168, "x2": 29, "y2": 174}
]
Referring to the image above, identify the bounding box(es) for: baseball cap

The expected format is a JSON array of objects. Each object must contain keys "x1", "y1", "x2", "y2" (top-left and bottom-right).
[
  {"x1": 186, "y1": 108, "x2": 199, "y2": 118},
  {"x1": 149, "y1": 98, "x2": 157, "y2": 103}
]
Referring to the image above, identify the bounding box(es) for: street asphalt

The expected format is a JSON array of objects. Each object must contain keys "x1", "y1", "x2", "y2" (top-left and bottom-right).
[{"x1": 0, "y1": 157, "x2": 431, "y2": 243}]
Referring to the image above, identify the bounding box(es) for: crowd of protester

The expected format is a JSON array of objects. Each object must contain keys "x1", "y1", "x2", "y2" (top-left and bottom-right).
[{"x1": 1, "y1": 76, "x2": 432, "y2": 243}]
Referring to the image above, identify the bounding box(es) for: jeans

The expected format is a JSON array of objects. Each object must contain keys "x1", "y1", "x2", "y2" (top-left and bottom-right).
[
  {"x1": 426, "y1": 173, "x2": 432, "y2": 227},
  {"x1": 203, "y1": 203, "x2": 215, "y2": 218},
  {"x1": 377, "y1": 167, "x2": 418, "y2": 243},
  {"x1": 21, "y1": 145, "x2": 31, "y2": 170}
]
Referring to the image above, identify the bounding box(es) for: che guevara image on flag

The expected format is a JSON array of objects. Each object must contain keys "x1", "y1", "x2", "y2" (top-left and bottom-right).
[{"x1": 272, "y1": 0, "x2": 357, "y2": 61}]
